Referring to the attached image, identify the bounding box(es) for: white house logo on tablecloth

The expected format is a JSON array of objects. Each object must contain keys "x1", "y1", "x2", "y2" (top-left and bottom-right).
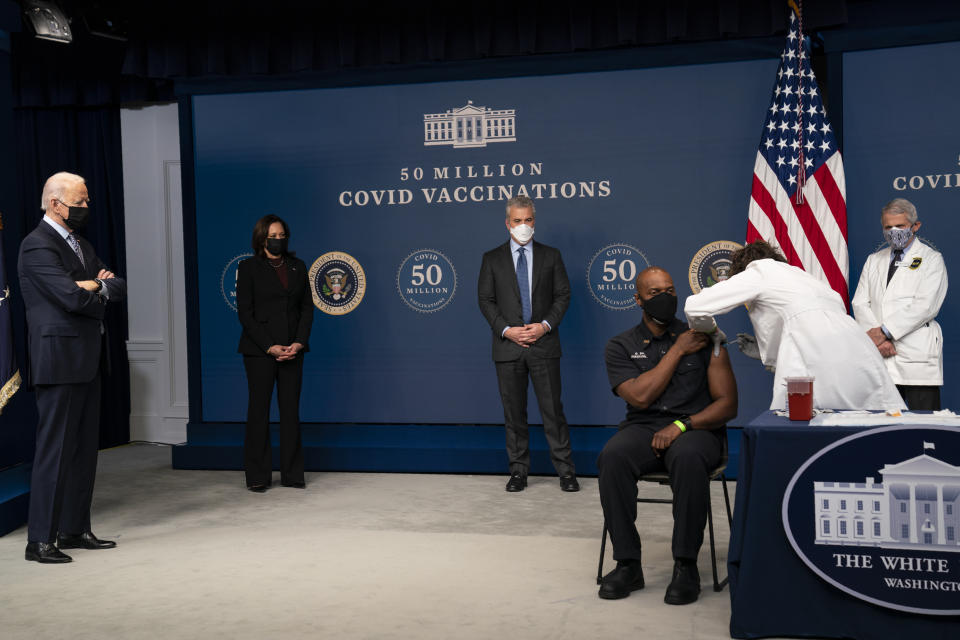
[
  {"x1": 783, "y1": 426, "x2": 960, "y2": 616},
  {"x1": 812, "y1": 446, "x2": 960, "y2": 553},
  {"x1": 220, "y1": 253, "x2": 254, "y2": 311},
  {"x1": 423, "y1": 101, "x2": 516, "y2": 149}
]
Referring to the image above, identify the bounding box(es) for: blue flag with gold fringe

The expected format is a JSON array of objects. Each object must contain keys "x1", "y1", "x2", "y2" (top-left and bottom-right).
[{"x1": 0, "y1": 211, "x2": 21, "y2": 412}]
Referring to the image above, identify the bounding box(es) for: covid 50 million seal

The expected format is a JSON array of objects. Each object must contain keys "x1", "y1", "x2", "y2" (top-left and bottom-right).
[
  {"x1": 396, "y1": 249, "x2": 457, "y2": 313},
  {"x1": 688, "y1": 240, "x2": 742, "y2": 294},
  {"x1": 221, "y1": 253, "x2": 254, "y2": 311},
  {"x1": 309, "y1": 251, "x2": 366, "y2": 315},
  {"x1": 586, "y1": 243, "x2": 650, "y2": 310}
]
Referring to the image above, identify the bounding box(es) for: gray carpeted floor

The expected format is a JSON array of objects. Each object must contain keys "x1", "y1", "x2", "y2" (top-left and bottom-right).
[{"x1": 1, "y1": 443, "x2": 743, "y2": 639}]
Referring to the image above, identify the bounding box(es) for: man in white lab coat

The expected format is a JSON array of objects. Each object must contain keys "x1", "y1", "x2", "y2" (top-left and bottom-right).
[
  {"x1": 684, "y1": 241, "x2": 904, "y2": 413},
  {"x1": 851, "y1": 198, "x2": 947, "y2": 410}
]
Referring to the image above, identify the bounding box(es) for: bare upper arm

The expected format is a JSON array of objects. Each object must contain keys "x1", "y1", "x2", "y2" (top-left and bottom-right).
[{"x1": 707, "y1": 347, "x2": 737, "y2": 409}]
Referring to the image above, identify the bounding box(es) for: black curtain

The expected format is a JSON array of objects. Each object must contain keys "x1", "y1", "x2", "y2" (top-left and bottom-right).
[
  {"x1": 0, "y1": 39, "x2": 34, "y2": 470},
  {"x1": 5, "y1": 0, "x2": 859, "y2": 107},
  {"x1": 118, "y1": 0, "x2": 848, "y2": 81},
  {"x1": 12, "y1": 108, "x2": 130, "y2": 448}
]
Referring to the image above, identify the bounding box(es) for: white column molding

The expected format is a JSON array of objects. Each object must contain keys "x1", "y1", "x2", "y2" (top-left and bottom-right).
[{"x1": 121, "y1": 102, "x2": 188, "y2": 443}]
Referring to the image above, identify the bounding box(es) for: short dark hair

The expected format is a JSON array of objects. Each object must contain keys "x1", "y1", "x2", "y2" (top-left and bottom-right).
[
  {"x1": 251, "y1": 214, "x2": 291, "y2": 258},
  {"x1": 730, "y1": 240, "x2": 787, "y2": 276}
]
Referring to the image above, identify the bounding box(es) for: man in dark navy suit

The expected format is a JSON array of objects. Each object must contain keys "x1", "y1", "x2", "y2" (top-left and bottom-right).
[
  {"x1": 477, "y1": 195, "x2": 578, "y2": 492},
  {"x1": 18, "y1": 172, "x2": 126, "y2": 563}
]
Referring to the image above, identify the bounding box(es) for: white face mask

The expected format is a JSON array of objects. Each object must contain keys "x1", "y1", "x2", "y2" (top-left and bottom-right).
[{"x1": 510, "y1": 223, "x2": 534, "y2": 244}]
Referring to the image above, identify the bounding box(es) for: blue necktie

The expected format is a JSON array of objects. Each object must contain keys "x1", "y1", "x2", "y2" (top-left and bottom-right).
[{"x1": 516, "y1": 247, "x2": 532, "y2": 324}]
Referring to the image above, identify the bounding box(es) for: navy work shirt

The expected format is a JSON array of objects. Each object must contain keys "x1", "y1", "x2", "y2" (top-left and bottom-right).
[{"x1": 604, "y1": 317, "x2": 714, "y2": 430}]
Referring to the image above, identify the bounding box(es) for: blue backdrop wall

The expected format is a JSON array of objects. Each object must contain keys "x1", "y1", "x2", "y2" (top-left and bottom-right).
[
  {"x1": 180, "y1": 39, "x2": 960, "y2": 477},
  {"x1": 843, "y1": 40, "x2": 959, "y2": 408},
  {"x1": 191, "y1": 58, "x2": 781, "y2": 429}
]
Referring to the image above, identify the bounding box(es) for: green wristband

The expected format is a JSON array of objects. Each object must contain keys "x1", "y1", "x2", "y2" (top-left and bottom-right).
[{"x1": 673, "y1": 419, "x2": 687, "y2": 433}]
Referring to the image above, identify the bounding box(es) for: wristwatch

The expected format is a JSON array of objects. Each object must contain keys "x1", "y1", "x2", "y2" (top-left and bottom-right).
[
  {"x1": 673, "y1": 415, "x2": 692, "y2": 433},
  {"x1": 94, "y1": 278, "x2": 104, "y2": 293}
]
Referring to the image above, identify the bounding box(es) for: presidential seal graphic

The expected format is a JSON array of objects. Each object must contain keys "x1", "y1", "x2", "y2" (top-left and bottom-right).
[
  {"x1": 396, "y1": 249, "x2": 457, "y2": 313},
  {"x1": 688, "y1": 240, "x2": 742, "y2": 294},
  {"x1": 586, "y1": 243, "x2": 650, "y2": 310},
  {"x1": 221, "y1": 253, "x2": 254, "y2": 311},
  {"x1": 309, "y1": 251, "x2": 366, "y2": 316}
]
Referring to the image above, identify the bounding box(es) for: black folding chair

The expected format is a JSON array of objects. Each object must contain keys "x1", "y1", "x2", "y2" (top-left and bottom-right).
[{"x1": 596, "y1": 433, "x2": 734, "y2": 592}]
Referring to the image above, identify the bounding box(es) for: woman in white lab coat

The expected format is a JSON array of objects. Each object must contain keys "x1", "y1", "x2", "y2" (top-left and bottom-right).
[{"x1": 684, "y1": 241, "x2": 905, "y2": 412}]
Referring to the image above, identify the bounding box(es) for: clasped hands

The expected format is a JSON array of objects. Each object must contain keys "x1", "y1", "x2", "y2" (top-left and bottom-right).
[
  {"x1": 504, "y1": 323, "x2": 548, "y2": 348},
  {"x1": 75, "y1": 269, "x2": 115, "y2": 291},
  {"x1": 866, "y1": 326, "x2": 897, "y2": 358},
  {"x1": 267, "y1": 342, "x2": 304, "y2": 361}
]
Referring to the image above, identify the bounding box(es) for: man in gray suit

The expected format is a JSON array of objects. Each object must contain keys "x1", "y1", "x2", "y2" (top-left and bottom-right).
[{"x1": 477, "y1": 195, "x2": 577, "y2": 492}]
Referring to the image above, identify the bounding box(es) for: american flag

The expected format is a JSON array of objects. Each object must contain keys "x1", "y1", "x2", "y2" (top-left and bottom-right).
[
  {"x1": 0, "y1": 212, "x2": 21, "y2": 413},
  {"x1": 747, "y1": 8, "x2": 849, "y2": 305}
]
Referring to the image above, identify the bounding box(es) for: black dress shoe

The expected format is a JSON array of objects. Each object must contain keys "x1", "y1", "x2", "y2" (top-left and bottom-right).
[
  {"x1": 281, "y1": 481, "x2": 306, "y2": 489},
  {"x1": 57, "y1": 531, "x2": 117, "y2": 550},
  {"x1": 560, "y1": 474, "x2": 580, "y2": 492},
  {"x1": 664, "y1": 559, "x2": 701, "y2": 605},
  {"x1": 505, "y1": 473, "x2": 527, "y2": 492},
  {"x1": 247, "y1": 484, "x2": 268, "y2": 493},
  {"x1": 598, "y1": 559, "x2": 644, "y2": 599},
  {"x1": 25, "y1": 542, "x2": 72, "y2": 563}
]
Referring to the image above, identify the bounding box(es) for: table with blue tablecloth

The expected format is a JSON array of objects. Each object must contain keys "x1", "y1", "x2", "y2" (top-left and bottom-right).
[{"x1": 728, "y1": 411, "x2": 958, "y2": 639}]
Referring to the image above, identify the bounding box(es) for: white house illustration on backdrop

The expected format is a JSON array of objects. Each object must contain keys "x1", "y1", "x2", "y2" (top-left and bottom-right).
[
  {"x1": 813, "y1": 444, "x2": 960, "y2": 551},
  {"x1": 423, "y1": 101, "x2": 516, "y2": 148}
]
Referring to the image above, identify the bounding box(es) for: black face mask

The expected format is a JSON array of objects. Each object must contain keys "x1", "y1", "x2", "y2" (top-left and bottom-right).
[
  {"x1": 265, "y1": 238, "x2": 288, "y2": 255},
  {"x1": 61, "y1": 204, "x2": 90, "y2": 231},
  {"x1": 642, "y1": 291, "x2": 677, "y2": 325}
]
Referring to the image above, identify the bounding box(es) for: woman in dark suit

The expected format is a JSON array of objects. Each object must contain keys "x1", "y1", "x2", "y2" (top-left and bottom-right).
[{"x1": 236, "y1": 215, "x2": 314, "y2": 492}]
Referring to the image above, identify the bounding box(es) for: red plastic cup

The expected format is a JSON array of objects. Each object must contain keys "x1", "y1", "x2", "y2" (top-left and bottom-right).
[{"x1": 785, "y1": 376, "x2": 814, "y2": 421}]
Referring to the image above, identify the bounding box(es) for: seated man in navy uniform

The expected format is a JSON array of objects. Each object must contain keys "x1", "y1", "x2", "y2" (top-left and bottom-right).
[{"x1": 597, "y1": 266, "x2": 737, "y2": 605}]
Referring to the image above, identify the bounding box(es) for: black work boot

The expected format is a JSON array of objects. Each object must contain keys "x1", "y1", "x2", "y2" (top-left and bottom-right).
[
  {"x1": 664, "y1": 559, "x2": 700, "y2": 605},
  {"x1": 598, "y1": 559, "x2": 645, "y2": 599}
]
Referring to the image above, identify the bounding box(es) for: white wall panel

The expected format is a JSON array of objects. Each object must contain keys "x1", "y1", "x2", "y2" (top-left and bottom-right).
[{"x1": 121, "y1": 103, "x2": 188, "y2": 443}]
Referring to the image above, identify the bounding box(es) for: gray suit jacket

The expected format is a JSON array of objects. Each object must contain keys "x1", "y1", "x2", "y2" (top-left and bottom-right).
[{"x1": 477, "y1": 240, "x2": 570, "y2": 362}]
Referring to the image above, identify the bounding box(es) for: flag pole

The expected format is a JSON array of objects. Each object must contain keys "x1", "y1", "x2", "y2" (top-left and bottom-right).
[
  {"x1": 747, "y1": 0, "x2": 849, "y2": 305},
  {"x1": 0, "y1": 211, "x2": 22, "y2": 413},
  {"x1": 792, "y1": 0, "x2": 806, "y2": 204}
]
